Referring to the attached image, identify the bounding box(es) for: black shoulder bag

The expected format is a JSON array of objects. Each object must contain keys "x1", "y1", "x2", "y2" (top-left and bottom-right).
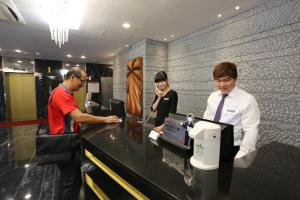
[{"x1": 35, "y1": 87, "x2": 81, "y2": 165}]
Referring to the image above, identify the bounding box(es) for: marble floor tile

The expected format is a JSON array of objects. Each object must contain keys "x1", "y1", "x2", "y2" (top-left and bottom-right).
[
  {"x1": 0, "y1": 125, "x2": 59, "y2": 200},
  {"x1": 0, "y1": 124, "x2": 85, "y2": 200}
]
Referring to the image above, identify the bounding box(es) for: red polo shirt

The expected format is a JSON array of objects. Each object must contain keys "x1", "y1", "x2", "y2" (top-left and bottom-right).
[{"x1": 48, "y1": 85, "x2": 80, "y2": 134}]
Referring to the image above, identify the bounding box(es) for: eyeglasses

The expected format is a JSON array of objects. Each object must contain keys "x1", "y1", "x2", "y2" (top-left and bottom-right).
[
  {"x1": 75, "y1": 77, "x2": 86, "y2": 84},
  {"x1": 79, "y1": 79, "x2": 86, "y2": 84}
]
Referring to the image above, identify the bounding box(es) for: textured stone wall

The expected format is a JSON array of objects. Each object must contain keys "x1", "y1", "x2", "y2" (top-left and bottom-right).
[
  {"x1": 113, "y1": 40, "x2": 146, "y2": 104},
  {"x1": 113, "y1": 39, "x2": 167, "y2": 119},
  {"x1": 143, "y1": 40, "x2": 168, "y2": 119},
  {"x1": 113, "y1": 0, "x2": 300, "y2": 147},
  {"x1": 167, "y1": 0, "x2": 300, "y2": 147}
]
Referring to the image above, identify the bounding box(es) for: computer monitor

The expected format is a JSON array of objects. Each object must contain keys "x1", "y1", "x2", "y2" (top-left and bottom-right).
[
  {"x1": 165, "y1": 113, "x2": 234, "y2": 162},
  {"x1": 110, "y1": 99, "x2": 126, "y2": 119},
  {"x1": 161, "y1": 117, "x2": 191, "y2": 150}
]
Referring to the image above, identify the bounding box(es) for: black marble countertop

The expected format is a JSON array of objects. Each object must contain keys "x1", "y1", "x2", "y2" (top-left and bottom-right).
[{"x1": 81, "y1": 117, "x2": 300, "y2": 200}]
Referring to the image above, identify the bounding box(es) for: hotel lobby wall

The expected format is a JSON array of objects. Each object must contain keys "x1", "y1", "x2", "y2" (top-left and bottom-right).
[
  {"x1": 113, "y1": 40, "x2": 146, "y2": 105},
  {"x1": 0, "y1": 56, "x2": 112, "y2": 121},
  {"x1": 86, "y1": 63, "x2": 113, "y2": 109},
  {"x1": 113, "y1": 39, "x2": 167, "y2": 119},
  {"x1": 167, "y1": 0, "x2": 300, "y2": 147},
  {"x1": 34, "y1": 59, "x2": 63, "y2": 119},
  {"x1": 114, "y1": 0, "x2": 300, "y2": 147}
]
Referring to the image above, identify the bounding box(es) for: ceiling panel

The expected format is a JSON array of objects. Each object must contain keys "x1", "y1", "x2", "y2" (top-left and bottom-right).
[{"x1": 0, "y1": 0, "x2": 269, "y2": 64}]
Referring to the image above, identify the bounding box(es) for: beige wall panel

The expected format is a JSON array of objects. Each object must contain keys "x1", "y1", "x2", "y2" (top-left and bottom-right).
[
  {"x1": 5, "y1": 73, "x2": 37, "y2": 121},
  {"x1": 21, "y1": 74, "x2": 37, "y2": 120}
]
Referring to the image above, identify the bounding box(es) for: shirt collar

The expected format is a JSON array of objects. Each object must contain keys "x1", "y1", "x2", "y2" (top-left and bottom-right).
[
  {"x1": 59, "y1": 83, "x2": 73, "y2": 94},
  {"x1": 217, "y1": 86, "x2": 238, "y2": 98}
]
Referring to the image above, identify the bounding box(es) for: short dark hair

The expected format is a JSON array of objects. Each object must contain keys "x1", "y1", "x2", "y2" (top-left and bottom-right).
[
  {"x1": 213, "y1": 62, "x2": 238, "y2": 79},
  {"x1": 65, "y1": 67, "x2": 83, "y2": 80},
  {"x1": 154, "y1": 71, "x2": 168, "y2": 83}
]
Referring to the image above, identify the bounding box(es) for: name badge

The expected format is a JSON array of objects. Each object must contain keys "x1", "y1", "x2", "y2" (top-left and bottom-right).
[
  {"x1": 164, "y1": 98, "x2": 170, "y2": 101},
  {"x1": 226, "y1": 109, "x2": 236, "y2": 113}
]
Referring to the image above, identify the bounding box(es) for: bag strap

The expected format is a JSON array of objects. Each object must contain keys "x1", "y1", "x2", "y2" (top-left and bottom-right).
[{"x1": 48, "y1": 85, "x2": 61, "y2": 104}]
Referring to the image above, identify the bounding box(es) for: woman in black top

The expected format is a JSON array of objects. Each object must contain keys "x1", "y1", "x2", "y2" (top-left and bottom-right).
[{"x1": 151, "y1": 71, "x2": 178, "y2": 132}]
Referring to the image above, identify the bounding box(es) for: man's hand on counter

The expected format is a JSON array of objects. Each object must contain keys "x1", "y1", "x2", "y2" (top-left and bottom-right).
[
  {"x1": 104, "y1": 115, "x2": 120, "y2": 123},
  {"x1": 153, "y1": 124, "x2": 164, "y2": 134}
]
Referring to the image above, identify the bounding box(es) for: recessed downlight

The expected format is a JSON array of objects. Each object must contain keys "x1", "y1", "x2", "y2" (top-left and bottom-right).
[
  {"x1": 217, "y1": 14, "x2": 222, "y2": 18},
  {"x1": 76, "y1": 64, "x2": 80, "y2": 67},
  {"x1": 163, "y1": 38, "x2": 167, "y2": 41},
  {"x1": 122, "y1": 22, "x2": 131, "y2": 29},
  {"x1": 36, "y1": 52, "x2": 40, "y2": 55},
  {"x1": 80, "y1": 55, "x2": 86, "y2": 59},
  {"x1": 15, "y1": 49, "x2": 22, "y2": 53},
  {"x1": 235, "y1": 6, "x2": 240, "y2": 10},
  {"x1": 171, "y1": 35, "x2": 175, "y2": 38},
  {"x1": 66, "y1": 54, "x2": 72, "y2": 58},
  {"x1": 17, "y1": 60, "x2": 23, "y2": 63},
  {"x1": 66, "y1": 63, "x2": 70, "y2": 66},
  {"x1": 24, "y1": 193, "x2": 32, "y2": 199}
]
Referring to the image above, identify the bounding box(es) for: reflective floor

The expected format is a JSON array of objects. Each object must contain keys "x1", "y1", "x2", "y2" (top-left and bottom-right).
[{"x1": 0, "y1": 124, "x2": 83, "y2": 200}]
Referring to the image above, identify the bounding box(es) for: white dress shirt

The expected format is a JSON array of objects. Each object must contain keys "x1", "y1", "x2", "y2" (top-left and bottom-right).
[{"x1": 203, "y1": 86, "x2": 260, "y2": 158}]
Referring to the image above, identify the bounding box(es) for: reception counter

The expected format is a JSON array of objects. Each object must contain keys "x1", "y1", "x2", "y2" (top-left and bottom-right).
[{"x1": 81, "y1": 117, "x2": 300, "y2": 200}]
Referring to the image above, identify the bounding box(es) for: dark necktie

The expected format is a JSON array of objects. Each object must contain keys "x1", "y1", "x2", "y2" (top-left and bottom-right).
[{"x1": 214, "y1": 94, "x2": 227, "y2": 122}]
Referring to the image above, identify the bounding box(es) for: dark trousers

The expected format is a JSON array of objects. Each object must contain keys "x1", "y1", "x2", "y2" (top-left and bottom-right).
[{"x1": 56, "y1": 161, "x2": 82, "y2": 200}]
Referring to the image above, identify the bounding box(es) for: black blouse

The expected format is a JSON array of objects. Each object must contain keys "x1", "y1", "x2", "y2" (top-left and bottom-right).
[{"x1": 151, "y1": 90, "x2": 178, "y2": 126}]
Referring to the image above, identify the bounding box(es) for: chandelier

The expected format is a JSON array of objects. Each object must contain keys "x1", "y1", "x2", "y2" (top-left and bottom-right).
[
  {"x1": 42, "y1": 0, "x2": 85, "y2": 48},
  {"x1": 48, "y1": 0, "x2": 69, "y2": 48}
]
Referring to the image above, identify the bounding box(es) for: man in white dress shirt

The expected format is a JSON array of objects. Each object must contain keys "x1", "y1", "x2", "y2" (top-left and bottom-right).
[{"x1": 203, "y1": 62, "x2": 260, "y2": 159}]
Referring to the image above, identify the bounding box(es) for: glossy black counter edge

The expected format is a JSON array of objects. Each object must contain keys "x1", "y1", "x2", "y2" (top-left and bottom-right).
[{"x1": 82, "y1": 138, "x2": 177, "y2": 200}]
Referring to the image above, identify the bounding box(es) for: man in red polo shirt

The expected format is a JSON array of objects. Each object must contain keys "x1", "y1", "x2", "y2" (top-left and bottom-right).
[{"x1": 48, "y1": 67, "x2": 119, "y2": 200}]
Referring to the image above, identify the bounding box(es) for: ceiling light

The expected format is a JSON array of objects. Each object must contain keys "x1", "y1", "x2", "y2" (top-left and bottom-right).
[
  {"x1": 24, "y1": 164, "x2": 30, "y2": 168},
  {"x1": 122, "y1": 22, "x2": 131, "y2": 29},
  {"x1": 235, "y1": 6, "x2": 240, "y2": 10},
  {"x1": 163, "y1": 38, "x2": 167, "y2": 41},
  {"x1": 15, "y1": 49, "x2": 22, "y2": 53},
  {"x1": 80, "y1": 55, "x2": 86, "y2": 59},
  {"x1": 66, "y1": 54, "x2": 72, "y2": 58},
  {"x1": 125, "y1": 44, "x2": 130, "y2": 48},
  {"x1": 66, "y1": 63, "x2": 70, "y2": 66},
  {"x1": 171, "y1": 35, "x2": 174, "y2": 38},
  {"x1": 60, "y1": 69, "x2": 69, "y2": 76},
  {"x1": 0, "y1": 48, "x2": 2, "y2": 51},
  {"x1": 41, "y1": 0, "x2": 86, "y2": 48},
  {"x1": 24, "y1": 193, "x2": 32, "y2": 199},
  {"x1": 17, "y1": 60, "x2": 23, "y2": 63},
  {"x1": 30, "y1": 61, "x2": 35, "y2": 64},
  {"x1": 218, "y1": 14, "x2": 222, "y2": 18},
  {"x1": 76, "y1": 64, "x2": 80, "y2": 66},
  {"x1": 36, "y1": 52, "x2": 40, "y2": 55}
]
